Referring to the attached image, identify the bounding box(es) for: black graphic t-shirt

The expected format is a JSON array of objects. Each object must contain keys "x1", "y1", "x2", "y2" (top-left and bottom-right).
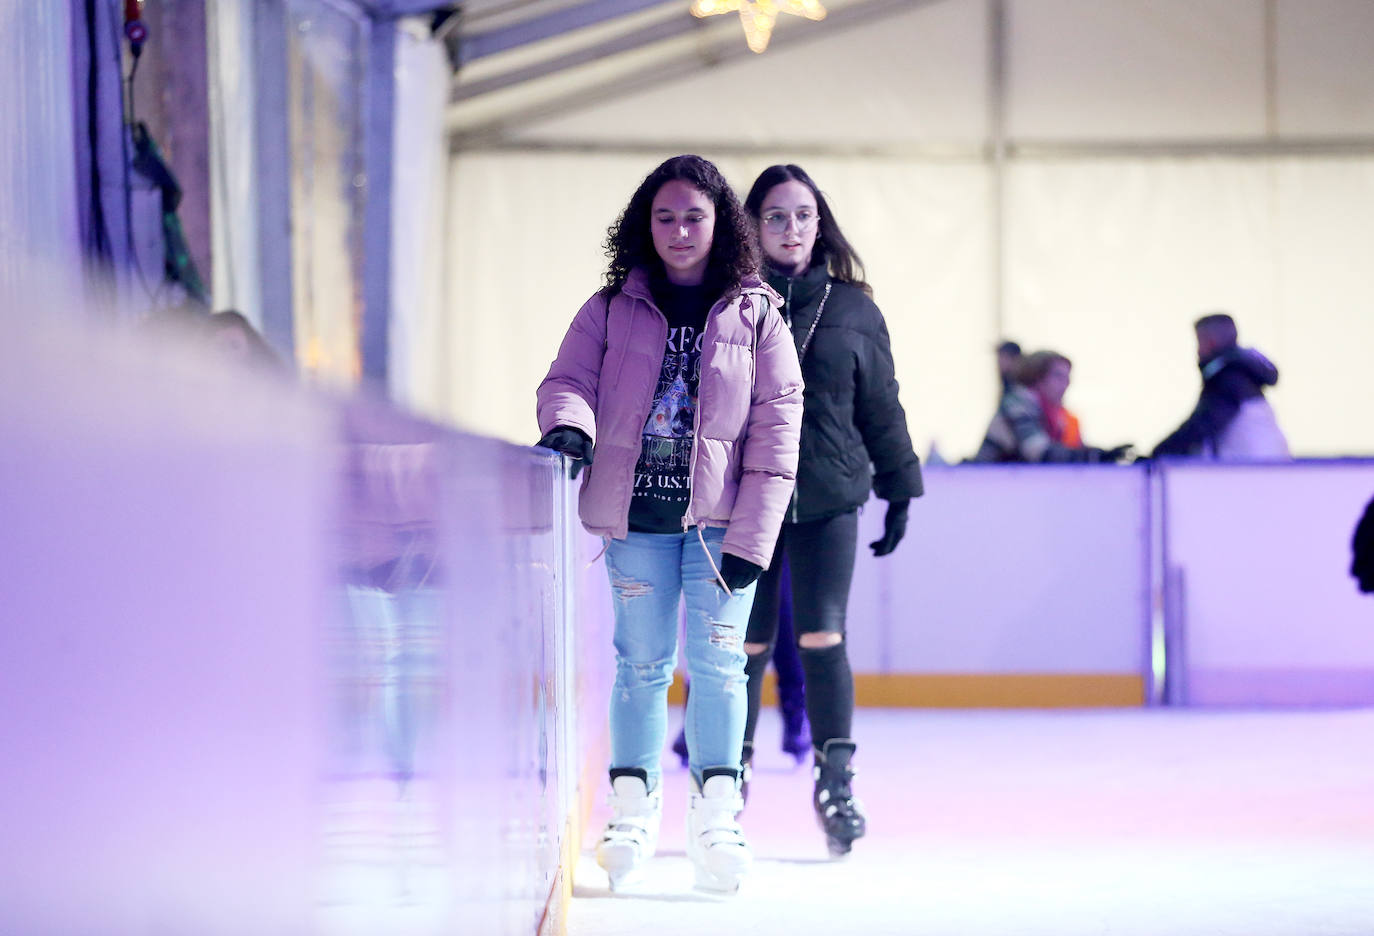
[{"x1": 627, "y1": 281, "x2": 715, "y2": 533}]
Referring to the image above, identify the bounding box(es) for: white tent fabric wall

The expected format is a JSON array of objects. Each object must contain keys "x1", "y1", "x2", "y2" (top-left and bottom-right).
[
  {"x1": 1003, "y1": 157, "x2": 1374, "y2": 456},
  {"x1": 388, "y1": 21, "x2": 452, "y2": 413},
  {"x1": 427, "y1": 0, "x2": 1374, "y2": 457},
  {"x1": 208, "y1": 0, "x2": 265, "y2": 331},
  {"x1": 429, "y1": 152, "x2": 994, "y2": 457}
]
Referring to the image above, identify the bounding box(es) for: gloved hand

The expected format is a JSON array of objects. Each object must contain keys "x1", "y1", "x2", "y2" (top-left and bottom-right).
[
  {"x1": 718, "y1": 553, "x2": 764, "y2": 593},
  {"x1": 868, "y1": 498, "x2": 909, "y2": 557},
  {"x1": 1098, "y1": 444, "x2": 1134, "y2": 463},
  {"x1": 535, "y1": 426, "x2": 594, "y2": 479}
]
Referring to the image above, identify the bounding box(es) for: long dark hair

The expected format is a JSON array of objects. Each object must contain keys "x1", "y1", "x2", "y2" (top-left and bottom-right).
[
  {"x1": 603, "y1": 155, "x2": 758, "y2": 297},
  {"x1": 744, "y1": 164, "x2": 870, "y2": 295}
]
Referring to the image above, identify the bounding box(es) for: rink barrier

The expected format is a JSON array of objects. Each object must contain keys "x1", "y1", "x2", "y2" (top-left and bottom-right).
[
  {"x1": 4, "y1": 308, "x2": 1371, "y2": 934},
  {"x1": 667, "y1": 672, "x2": 1144, "y2": 708},
  {"x1": 662, "y1": 461, "x2": 1374, "y2": 710},
  {"x1": 0, "y1": 309, "x2": 605, "y2": 935},
  {"x1": 1152, "y1": 458, "x2": 1374, "y2": 705}
]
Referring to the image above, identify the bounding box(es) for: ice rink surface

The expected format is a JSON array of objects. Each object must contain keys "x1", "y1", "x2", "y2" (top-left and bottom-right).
[{"x1": 570, "y1": 707, "x2": 1374, "y2": 935}]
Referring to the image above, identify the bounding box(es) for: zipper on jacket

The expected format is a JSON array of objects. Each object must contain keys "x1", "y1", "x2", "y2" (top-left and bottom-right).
[
  {"x1": 680, "y1": 287, "x2": 748, "y2": 533},
  {"x1": 679, "y1": 295, "x2": 721, "y2": 532},
  {"x1": 784, "y1": 275, "x2": 801, "y2": 524}
]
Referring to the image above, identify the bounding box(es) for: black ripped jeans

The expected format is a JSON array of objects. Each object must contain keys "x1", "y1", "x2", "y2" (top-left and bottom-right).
[{"x1": 743, "y1": 509, "x2": 857, "y2": 752}]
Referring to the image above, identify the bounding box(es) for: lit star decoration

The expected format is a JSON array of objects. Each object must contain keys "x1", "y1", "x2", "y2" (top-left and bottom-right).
[{"x1": 690, "y1": 0, "x2": 827, "y2": 53}]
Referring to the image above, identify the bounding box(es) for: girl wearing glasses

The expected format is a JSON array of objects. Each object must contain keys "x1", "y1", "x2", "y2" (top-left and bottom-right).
[
  {"x1": 536, "y1": 155, "x2": 803, "y2": 893},
  {"x1": 740, "y1": 164, "x2": 923, "y2": 857}
]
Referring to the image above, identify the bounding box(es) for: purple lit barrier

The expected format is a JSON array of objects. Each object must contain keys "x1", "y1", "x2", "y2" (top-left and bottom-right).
[
  {"x1": 0, "y1": 311, "x2": 603, "y2": 934},
  {"x1": 843, "y1": 460, "x2": 1374, "y2": 709},
  {"x1": 1158, "y1": 460, "x2": 1374, "y2": 706},
  {"x1": 843, "y1": 466, "x2": 1151, "y2": 707}
]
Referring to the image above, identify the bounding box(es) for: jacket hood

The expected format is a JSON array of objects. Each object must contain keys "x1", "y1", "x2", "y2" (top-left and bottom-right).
[{"x1": 1202, "y1": 346, "x2": 1279, "y2": 387}]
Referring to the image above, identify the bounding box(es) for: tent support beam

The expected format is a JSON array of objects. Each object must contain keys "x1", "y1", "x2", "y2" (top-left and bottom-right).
[
  {"x1": 450, "y1": 135, "x2": 1374, "y2": 158},
  {"x1": 448, "y1": 0, "x2": 933, "y2": 146}
]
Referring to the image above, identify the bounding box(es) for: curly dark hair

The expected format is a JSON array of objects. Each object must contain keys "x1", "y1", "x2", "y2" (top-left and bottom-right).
[
  {"x1": 744, "y1": 164, "x2": 871, "y2": 296},
  {"x1": 603, "y1": 155, "x2": 758, "y2": 297}
]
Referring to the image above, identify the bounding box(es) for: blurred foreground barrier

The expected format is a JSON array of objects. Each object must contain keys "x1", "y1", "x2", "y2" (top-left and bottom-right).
[{"x1": 0, "y1": 310, "x2": 606, "y2": 934}]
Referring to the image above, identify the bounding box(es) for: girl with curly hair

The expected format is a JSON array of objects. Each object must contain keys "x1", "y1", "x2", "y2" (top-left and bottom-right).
[{"x1": 536, "y1": 155, "x2": 803, "y2": 893}]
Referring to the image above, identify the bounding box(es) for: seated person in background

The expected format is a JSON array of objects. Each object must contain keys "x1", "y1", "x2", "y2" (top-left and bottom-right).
[
  {"x1": 1153, "y1": 312, "x2": 1289, "y2": 460},
  {"x1": 973, "y1": 350, "x2": 1131, "y2": 464}
]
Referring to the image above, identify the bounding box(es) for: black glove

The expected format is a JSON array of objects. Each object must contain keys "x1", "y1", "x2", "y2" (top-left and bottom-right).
[
  {"x1": 535, "y1": 426, "x2": 594, "y2": 479},
  {"x1": 869, "y1": 499, "x2": 909, "y2": 557},
  {"x1": 718, "y1": 553, "x2": 764, "y2": 593}
]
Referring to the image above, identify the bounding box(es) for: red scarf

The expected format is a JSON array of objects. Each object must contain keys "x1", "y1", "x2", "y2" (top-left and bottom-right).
[{"x1": 1036, "y1": 390, "x2": 1083, "y2": 447}]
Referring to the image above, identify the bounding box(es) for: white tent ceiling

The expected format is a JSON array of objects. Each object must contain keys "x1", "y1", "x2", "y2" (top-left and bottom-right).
[
  {"x1": 446, "y1": 0, "x2": 1374, "y2": 151},
  {"x1": 417, "y1": 0, "x2": 1374, "y2": 458}
]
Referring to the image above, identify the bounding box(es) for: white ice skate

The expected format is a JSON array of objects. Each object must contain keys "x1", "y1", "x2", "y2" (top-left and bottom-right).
[
  {"x1": 596, "y1": 769, "x2": 662, "y2": 891},
  {"x1": 687, "y1": 771, "x2": 751, "y2": 894}
]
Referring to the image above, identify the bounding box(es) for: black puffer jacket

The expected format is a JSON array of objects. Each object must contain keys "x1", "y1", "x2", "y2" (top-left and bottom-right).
[{"x1": 768, "y1": 263, "x2": 923, "y2": 523}]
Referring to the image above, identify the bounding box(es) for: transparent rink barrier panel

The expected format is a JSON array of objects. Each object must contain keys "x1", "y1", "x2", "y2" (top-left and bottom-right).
[
  {"x1": 0, "y1": 307, "x2": 580, "y2": 934},
  {"x1": 320, "y1": 405, "x2": 574, "y2": 935}
]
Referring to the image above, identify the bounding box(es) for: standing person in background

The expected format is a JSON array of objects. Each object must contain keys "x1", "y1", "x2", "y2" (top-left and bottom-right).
[
  {"x1": 1153, "y1": 313, "x2": 1289, "y2": 460},
  {"x1": 973, "y1": 350, "x2": 1132, "y2": 463},
  {"x1": 536, "y1": 155, "x2": 803, "y2": 893},
  {"x1": 740, "y1": 164, "x2": 924, "y2": 858},
  {"x1": 1352, "y1": 495, "x2": 1374, "y2": 595},
  {"x1": 996, "y1": 339, "x2": 1022, "y2": 394}
]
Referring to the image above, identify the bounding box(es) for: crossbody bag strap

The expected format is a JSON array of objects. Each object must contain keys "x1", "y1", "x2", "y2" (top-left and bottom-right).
[{"x1": 797, "y1": 282, "x2": 833, "y2": 361}]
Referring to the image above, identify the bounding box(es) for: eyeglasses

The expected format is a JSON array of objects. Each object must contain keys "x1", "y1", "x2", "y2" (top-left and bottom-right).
[{"x1": 760, "y1": 209, "x2": 819, "y2": 234}]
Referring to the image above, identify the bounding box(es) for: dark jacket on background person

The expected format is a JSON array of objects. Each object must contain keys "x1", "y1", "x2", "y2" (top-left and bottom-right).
[
  {"x1": 1353, "y1": 495, "x2": 1374, "y2": 595},
  {"x1": 1154, "y1": 346, "x2": 1289, "y2": 459},
  {"x1": 766, "y1": 262, "x2": 923, "y2": 524}
]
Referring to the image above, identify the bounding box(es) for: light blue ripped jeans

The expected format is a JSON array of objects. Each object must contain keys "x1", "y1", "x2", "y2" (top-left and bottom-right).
[{"x1": 605, "y1": 527, "x2": 754, "y2": 789}]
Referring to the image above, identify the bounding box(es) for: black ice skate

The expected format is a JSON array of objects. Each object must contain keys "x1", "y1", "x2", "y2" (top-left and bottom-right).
[{"x1": 813, "y1": 739, "x2": 866, "y2": 858}]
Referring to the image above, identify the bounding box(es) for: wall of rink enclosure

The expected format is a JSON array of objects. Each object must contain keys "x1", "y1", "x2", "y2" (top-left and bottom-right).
[{"x1": 2, "y1": 310, "x2": 1372, "y2": 935}]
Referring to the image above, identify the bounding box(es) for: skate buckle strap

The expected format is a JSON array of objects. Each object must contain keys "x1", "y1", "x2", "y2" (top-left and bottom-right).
[
  {"x1": 692, "y1": 792, "x2": 746, "y2": 847},
  {"x1": 603, "y1": 815, "x2": 653, "y2": 844}
]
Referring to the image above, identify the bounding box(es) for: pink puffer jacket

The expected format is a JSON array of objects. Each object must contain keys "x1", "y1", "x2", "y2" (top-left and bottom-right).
[{"x1": 537, "y1": 268, "x2": 803, "y2": 568}]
